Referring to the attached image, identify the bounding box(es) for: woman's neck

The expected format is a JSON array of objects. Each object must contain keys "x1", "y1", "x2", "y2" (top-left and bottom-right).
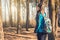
[{"x1": 41, "y1": 10, "x2": 44, "y2": 15}]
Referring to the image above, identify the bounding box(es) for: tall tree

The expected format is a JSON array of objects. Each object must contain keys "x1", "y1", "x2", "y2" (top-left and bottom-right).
[
  {"x1": 17, "y1": 0, "x2": 21, "y2": 34},
  {"x1": 51, "y1": 0, "x2": 56, "y2": 37},
  {"x1": 9, "y1": 0, "x2": 13, "y2": 27},
  {"x1": 0, "y1": 0, "x2": 4, "y2": 40},
  {"x1": 26, "y1": 0, "x2": 29, "y2": 31}
]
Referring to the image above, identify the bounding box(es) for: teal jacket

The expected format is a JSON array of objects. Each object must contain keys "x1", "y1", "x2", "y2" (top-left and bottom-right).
[{"x1": 34, "y1": 12, "x2": 46, "y2": 33}]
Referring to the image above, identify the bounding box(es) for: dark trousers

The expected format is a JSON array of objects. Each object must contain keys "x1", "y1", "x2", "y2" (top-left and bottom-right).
[{"x1": 37, "y1": 33, "x2": 47, "y2": 40}]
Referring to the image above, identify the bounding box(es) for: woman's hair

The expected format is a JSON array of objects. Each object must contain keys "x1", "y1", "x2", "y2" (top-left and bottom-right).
[
  {"x1": 38, "y1": 3, "x2": 42, "y2": 9},
  {"x1": 37, "y1": 3, "x2": 43, "y2": 13},
  {"x1": 37, "y1": 0, "x2": 44, "y2": 13},
  {"x1": 38, "y1": 0, "x2": 44, "y2": 8}
]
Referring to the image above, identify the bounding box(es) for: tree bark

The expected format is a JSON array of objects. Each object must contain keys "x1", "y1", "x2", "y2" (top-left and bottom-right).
[
  {"x1": 26, "y1": 0, "x2": 29, "y2": 31},
  {"x1": 17, "y1": 0, "x2": 21, "y2": 34},
  {"x1": 51, "y1": 0, "x2": 56, "y2": 36},
  {"x1": 0, "y1": 0, "x2": 4, "y2": 40}
]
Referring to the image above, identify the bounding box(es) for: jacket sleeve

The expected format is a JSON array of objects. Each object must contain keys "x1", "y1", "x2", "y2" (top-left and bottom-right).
[
  {"x1": 34, "y1": 13, "x2": 39, "y2": 33},
  {"x1": 35, "y1": 14, "x2": 41, "y2": 32}
]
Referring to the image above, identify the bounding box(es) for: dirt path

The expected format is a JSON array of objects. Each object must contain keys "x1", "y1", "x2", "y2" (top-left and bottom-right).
[{"x1": 4, "y1": 27, "x2": 37, "y2": 40}]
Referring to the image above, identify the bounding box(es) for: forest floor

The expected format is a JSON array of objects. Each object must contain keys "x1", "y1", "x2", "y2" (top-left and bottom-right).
[
  {"x1": 4, "y1": 27, "x2": 37, "y2": 40},
  {"x1": 4, "y1": 27, "x2": 60, "y2": 40}
]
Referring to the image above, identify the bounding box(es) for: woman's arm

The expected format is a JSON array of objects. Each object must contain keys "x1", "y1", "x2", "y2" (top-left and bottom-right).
[
  {"x1": 35, "y1": 14, "x2": 41, "y2": 32},
  {"x1": 34, "y1": 13, "x2": 39, "y2": 33}
]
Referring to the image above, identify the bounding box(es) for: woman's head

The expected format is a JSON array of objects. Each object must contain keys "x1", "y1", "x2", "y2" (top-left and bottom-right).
[
  {"x1": 38, "y1": 3, "x2": 42, "y2": 9},
  {"x1": 41, "y1": 2, "x2": 45, "y2": 10},
  {"x1": 37, "y1": 1, "x2": 45, "y2": 11}
]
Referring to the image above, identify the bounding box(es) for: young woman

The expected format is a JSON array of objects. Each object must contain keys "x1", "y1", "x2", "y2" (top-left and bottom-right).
[{"x1": 34, "y1": 2, "x2": 47, "y2": 40}]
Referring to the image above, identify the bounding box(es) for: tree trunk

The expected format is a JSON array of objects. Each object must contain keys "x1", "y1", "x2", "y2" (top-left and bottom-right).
[
  {"x1": 9, "y1": 0, "x2": 13, "y2": 27},
  {"x1": 0, "y1": 0, "x2": 4, "y2": 40},
  {"x1": 26, "y1": 0, "x2": 29, "y2": 31},
  {"x1": 17, "y1": 0, "x2": 21, "y2": 34},
  {"x1": 51, "y1": 0, "x2": 56, "y2": 36}
]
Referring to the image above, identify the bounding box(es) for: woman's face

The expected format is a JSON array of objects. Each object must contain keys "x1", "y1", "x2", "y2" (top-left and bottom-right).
[{"x1": 41, "y1": 2, "x2": 45, "y2": 10}]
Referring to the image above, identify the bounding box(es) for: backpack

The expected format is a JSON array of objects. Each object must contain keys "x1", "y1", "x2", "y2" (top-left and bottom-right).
[{"x1": 44, "y1": 17, "x2": 52, "y2": 33}]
